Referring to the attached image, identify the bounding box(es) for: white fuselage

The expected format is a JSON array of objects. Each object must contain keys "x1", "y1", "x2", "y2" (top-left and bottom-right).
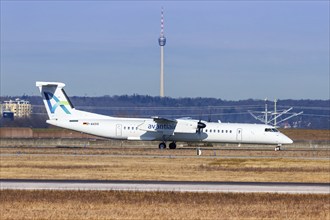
[
  {"x1": 36, "y1": 81, "x2": 293, "y2": 147},
  {"x1": 47, "y1": 116, "x2": 293, "y2": 145}
]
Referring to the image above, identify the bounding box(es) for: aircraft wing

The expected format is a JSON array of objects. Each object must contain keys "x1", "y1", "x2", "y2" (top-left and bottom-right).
[
  {"x1": 138, "y1": 117, "x2": 198, "y2": 134},
  {"x1": 152, "y1": 116, "x2": 177, "y2": 124}
]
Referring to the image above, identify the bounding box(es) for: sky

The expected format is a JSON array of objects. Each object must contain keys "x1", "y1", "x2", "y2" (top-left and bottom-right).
[{"x1": 1, "y1": 1, "x2": 329, "y2": 100}]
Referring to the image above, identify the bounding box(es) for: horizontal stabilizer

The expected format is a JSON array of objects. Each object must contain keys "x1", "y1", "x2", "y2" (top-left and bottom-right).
[{"x1": 36, "y1": 82, "x2": 65, "y2": 88}]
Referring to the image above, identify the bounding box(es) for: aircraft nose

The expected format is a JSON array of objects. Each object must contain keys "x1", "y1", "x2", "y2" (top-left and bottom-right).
[{"x1": 281, "y1": 134, "x2": 293, "y2": 144}]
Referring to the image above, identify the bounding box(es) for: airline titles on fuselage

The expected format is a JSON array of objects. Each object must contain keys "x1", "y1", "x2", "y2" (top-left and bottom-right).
[{"x1": 148, "y1": 123, "x2": 176, "y2": 130}]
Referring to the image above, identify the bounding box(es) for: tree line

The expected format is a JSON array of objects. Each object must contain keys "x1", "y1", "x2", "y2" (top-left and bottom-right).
[{"x1": 1, "y1": 95, "x2": 329, "y2": 129}]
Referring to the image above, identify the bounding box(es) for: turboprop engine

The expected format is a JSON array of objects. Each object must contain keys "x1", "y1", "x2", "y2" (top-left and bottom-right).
[{"x1": 197, "y1": 121, "x2": 206, "y2": 133}]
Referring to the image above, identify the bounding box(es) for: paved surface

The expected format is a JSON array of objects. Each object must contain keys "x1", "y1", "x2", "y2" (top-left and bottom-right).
[
  {"x1": 1, "y1": 179, "x2": 329, "y2": 194},
  {"x1": 1, "y1": 153, "x2": 329, "y2": 160}
]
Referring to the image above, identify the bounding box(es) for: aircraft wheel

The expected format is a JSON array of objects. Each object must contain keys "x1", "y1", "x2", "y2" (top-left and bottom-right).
[
  {"x1": 159, "y1": 142, "x2": 166, "y2": 149},
  {"x1": 275, "y1": 145, "x2": 281, "y2": 151},
  {"x1": 169, "y1": 142, "x2": 176, "y2": 149}
]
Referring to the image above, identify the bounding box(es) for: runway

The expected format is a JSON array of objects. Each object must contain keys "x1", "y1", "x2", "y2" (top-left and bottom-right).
[
  {"x1": 1, "y1": 179, "x2": 329, "y2": 194},
  {"x1": 1, "y1": 152, "x2": 329, "y2": 160}
]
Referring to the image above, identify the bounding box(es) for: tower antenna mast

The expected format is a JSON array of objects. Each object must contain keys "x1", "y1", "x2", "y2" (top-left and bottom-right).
[{"x1": 158, "y1": 7, "x2": 166, "y2": 97}]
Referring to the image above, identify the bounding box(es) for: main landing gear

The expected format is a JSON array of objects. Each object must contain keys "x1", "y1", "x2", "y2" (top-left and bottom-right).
[
  {"x1": 159, "y1": 142, "x2": 166, "y2": 149},
  {"x1": 158, "y1": 142, "x2": 177, "y2": 149},
  {"x1": 169, "y1": 142, "x2": 176, "y2": 149}
]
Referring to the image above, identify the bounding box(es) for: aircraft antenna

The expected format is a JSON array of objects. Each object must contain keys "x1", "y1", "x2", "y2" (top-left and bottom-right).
[{"x1": 160, "y1": 7, "x2": 164, "y2": 37}]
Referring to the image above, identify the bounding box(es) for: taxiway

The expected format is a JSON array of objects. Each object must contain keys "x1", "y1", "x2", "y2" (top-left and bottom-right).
[{"x1": 1, "y1": 179, "x2": 329, "y2": 194}]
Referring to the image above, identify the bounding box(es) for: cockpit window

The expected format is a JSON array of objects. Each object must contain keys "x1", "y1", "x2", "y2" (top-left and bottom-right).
[{"x1": 265, "y1": 128, "x2": 279, "y2": 132}]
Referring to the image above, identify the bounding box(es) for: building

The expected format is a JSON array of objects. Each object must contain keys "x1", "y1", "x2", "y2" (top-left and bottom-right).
[{"x1": 1, "y1": 98, "x2": 32, "y2": 118}]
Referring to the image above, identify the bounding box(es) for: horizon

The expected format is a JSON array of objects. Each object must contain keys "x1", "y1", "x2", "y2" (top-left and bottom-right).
[{"x1": 0, "y1": 94, "x2": 329, "y2": 102}]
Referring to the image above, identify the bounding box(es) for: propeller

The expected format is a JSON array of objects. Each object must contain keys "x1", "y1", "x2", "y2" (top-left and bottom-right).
[{"x1": 197, "y1": 120, "x2": 206, "y2": 133}]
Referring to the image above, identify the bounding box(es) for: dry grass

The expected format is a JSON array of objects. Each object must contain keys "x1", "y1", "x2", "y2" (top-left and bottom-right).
[
  {"x1": 1, "y1": 154, "x2": 329, "y2": 183},
  {"x1": 280, "y1": 129, "x2": 330, "y2": 141},
  {"x1": 1, "y1": 190, "x2": 329, "y2": 220},
  {"x1": 1, "y1": 137, "x2": 329, "y2": 219}
]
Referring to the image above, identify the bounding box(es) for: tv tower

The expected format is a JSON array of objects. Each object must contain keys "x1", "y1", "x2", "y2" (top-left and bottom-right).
[{"x1": 158, "y1": 7, "x2": 166, "y2": 97}]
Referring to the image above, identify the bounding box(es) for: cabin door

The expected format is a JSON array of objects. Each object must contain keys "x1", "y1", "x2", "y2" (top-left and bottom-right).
[
  {"x1": 116, "y1": 124, "x2": 122, "y2": 137},
  {"x1": 236, "y1": 128, "x2": 242, "y2": 142}
]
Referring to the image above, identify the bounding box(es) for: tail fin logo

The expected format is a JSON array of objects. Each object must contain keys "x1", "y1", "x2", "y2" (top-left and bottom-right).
[{"x1": 44, "y1": 92, "x2": 71, "y2": 114}]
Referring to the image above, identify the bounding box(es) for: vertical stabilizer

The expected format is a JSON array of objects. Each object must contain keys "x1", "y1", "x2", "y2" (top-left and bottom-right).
[{"x1": 36, "y1": 82, "x2": 74, "y2": 120}]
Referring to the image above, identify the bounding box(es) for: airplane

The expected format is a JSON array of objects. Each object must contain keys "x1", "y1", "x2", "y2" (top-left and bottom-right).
[{"x1": 36, "y1": 81, "x2": 293, "y2": 151}]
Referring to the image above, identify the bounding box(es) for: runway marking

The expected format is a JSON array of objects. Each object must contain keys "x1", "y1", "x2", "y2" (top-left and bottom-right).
[{"x1": 1, "y1": 179, "x2": 329, "y2": 194}]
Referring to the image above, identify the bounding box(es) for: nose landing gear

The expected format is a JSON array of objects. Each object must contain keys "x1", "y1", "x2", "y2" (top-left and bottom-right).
[{"x1": 275, "y1": 144, "x2": 282, "y2": 151}]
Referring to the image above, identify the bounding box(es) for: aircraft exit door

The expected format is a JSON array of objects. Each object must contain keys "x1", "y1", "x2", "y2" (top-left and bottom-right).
[
  {"x1": 236, "y1": 128, "x2": 242, "y2": 141},
  {"x1": 116, "y1": 124, "x2": 122, "y2": 137}
]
